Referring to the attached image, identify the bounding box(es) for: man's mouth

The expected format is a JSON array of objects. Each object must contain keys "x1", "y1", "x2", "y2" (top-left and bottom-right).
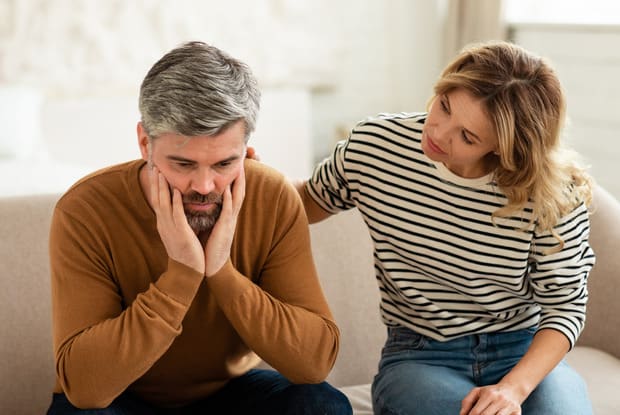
[{"x1": 185, "y1": 202, "x2": 216, "y2": 212}]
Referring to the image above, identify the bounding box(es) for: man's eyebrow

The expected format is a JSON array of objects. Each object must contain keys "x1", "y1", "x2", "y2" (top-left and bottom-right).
[
  {"x1": 166, "y1": 155, "x2": 196, "y2": 163},
  {"x1": 218, "y1": 154, "x2": 242, "y2": 164},
  {"x1": 166, "y1": 154, "x2": 242, "y2": 164}
]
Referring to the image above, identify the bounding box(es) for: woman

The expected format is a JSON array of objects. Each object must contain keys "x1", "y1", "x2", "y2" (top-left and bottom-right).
[{"x1": 297, "y1": 41, "x2": 594, "y2": 414}]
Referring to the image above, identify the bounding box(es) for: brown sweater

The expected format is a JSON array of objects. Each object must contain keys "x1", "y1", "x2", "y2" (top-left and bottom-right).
[{"x1": 49, "y1": 159, "x2": 339, "y2": 409}]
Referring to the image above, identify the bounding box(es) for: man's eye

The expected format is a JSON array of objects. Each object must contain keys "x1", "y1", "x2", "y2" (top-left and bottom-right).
[{"x1": 176, "y1": 162, "x2": 193, "y2": 168}]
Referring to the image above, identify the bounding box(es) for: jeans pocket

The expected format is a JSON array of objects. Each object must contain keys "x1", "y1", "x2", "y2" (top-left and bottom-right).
[{"x1": 381, "y1": 326, "x2": 427, "y2": 355}]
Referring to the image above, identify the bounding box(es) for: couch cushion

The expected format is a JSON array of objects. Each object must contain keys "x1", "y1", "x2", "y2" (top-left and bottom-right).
[
  {"x1": 340, "y1": 384, "x2": 372, "y2": 415},
  {"x1": 566, "y1": 346, "x2": 620, "y2": 415}
]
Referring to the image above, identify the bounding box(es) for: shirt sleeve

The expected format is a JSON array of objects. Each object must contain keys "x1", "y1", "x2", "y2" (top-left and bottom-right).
[
  {"x1": 306, "y1": 136, "x2": 356, "y2": 213},
  {"x1": 528, "y1": 202, "x2": 596, "y2": 347},
  {"x1": 50, "y1": 205, "x2": 204, "y2": 408}
]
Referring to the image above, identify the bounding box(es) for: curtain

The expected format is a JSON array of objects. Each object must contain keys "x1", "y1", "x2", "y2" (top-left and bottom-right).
[{"x1": 442, "y1": 0, "x2": 507, "y2": 66}]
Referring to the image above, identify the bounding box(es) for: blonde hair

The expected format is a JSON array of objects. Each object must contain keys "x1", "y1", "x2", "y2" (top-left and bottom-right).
[{"x1": 433, "y1": 41, "x2": 592, "y2": 246}]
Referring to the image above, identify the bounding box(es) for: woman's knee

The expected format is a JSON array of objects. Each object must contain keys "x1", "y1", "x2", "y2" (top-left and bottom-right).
[
  {"x1": 522, "y1": 361, "x2": 592, "y2": 414},
  {"x1": 372, "y1": 362, "x2": 470, "y2": 415}
]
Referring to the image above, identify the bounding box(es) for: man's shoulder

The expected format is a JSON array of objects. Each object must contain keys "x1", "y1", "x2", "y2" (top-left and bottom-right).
[
  {"x1": 57, "y1": 160, "x2": 142, "y2": 212},
  {"x1": 243, "y1": 159, "x2": 300, "y2": 207},
  {"x1": 244, "y1": 159, "x2": 288, "y2": 188}
]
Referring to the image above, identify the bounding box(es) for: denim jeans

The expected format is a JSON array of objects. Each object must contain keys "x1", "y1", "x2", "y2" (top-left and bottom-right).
[
  {"x1": 371, "y1": 326, "x2": 592, "y2": 415},
  {"x1": 47, "y1": 369, "x2": 352, "y2": 415}
]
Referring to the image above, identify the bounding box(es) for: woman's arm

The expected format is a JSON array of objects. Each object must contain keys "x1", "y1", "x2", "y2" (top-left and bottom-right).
[
  {"x1": 292, "y1": 179, "x2": 333, "y2": 224},
  {"x1": 460, "y1": 329, "x2": 569, "y2": 415}
]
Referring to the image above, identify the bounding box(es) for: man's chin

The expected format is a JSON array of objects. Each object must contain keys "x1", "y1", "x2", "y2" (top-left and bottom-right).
[{"x1": 186, "y1": 212, "x2": 219, "y2": 235}]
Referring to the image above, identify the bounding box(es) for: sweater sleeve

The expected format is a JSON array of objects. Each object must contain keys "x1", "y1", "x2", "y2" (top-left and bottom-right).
[
  {"x1": 206, "y1": 178, "x2": 340, "y2": 384},
  {"x1": 306, "y1": 137, "x2": 356, "y2": 213},
  {"x1": 49, "y1": 206, "x2": 204, "y2": 408},
  {"x1": 528, "y1": 202, "x2": 596, "y2": 348}
]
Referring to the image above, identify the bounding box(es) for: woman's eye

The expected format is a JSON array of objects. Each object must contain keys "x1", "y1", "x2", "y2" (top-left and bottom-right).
[
  {"x1": 440, "y1": 100, "x2": 449, "y2": 113},
  {"x1": 461, "y1": 131, "x2": 473, "y2": 144}
]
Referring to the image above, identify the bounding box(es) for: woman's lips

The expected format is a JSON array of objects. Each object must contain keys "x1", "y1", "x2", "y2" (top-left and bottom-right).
[{"x1": 427, "y1": 136, "x2": 446, "y2": 155}]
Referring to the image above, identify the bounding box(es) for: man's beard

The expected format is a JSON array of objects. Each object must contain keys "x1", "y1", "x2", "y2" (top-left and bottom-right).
[{"x1": 183, "y1": 191, "x2": 223, "y2": 235}]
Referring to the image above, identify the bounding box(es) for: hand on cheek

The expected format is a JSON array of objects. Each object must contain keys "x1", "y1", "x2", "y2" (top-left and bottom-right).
[
  {"x1": 204, "y1": 162, "x2": 246, "y2": 277},
  {"x1": 149, "y1": 166, "x2": 205, "y2": 275}
]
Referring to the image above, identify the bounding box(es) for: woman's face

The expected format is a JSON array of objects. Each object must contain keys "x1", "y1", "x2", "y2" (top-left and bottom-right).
[{"x1": 422, "y1": 88, "x2": 499, "y2": 178}]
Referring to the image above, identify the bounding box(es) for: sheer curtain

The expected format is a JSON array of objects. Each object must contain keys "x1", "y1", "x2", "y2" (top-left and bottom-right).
[{"x1": 442, "y1": 0, "x2": 507, "y2": 65}]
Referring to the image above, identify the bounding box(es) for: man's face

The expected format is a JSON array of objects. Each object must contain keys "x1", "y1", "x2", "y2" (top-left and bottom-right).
[{"x1": 138, "y1": 120, "x2": 247, "y2": 234}]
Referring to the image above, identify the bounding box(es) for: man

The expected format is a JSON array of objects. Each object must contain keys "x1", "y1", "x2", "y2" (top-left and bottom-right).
[{"x1": 46, "y1": 41, "x2": 352, "y2": 415}]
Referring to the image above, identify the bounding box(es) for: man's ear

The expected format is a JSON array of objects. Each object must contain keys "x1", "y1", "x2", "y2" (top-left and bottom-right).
[{"x1": 137, "y1": 122, "x2": 150, "y2": 160}]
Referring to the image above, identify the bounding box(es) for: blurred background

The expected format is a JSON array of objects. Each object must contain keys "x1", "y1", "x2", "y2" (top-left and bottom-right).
[{"x1": 0, "y1": 0, "x2": 618, "y2": 198}]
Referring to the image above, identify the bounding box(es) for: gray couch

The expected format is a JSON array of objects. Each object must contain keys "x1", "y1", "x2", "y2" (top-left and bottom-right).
[{"x1": 1, "y1": 186, "x2": 619, "y2": 415}]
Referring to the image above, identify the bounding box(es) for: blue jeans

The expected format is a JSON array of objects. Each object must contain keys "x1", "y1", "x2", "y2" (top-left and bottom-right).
[
  {"x1": 47, "y1": 369, "x2": 352, "y2": 415},
  {"x1": 371, "y1": 327, "x2": 592, "y2": 415}
]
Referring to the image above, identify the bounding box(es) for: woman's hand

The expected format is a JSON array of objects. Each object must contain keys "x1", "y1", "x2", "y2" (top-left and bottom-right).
[
  {"x1": 460, "y1": 384, "x2": 522, "y2": 415},
  {"x1": 245, "y1": 146, "x2": 260, "y2": 161}
]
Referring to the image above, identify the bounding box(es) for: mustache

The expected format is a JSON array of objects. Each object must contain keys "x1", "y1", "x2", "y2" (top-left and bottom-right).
[{"x1": 182, "y1": 192, "x2": 222, "y2": 204}]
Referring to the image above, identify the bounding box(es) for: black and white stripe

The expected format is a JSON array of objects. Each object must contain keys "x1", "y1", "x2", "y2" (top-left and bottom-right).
[{"x1": 307, "y1": 113, "x2": 595, "y2": 346}]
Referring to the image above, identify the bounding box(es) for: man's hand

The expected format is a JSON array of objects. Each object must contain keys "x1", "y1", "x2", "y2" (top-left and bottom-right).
[
  {"x1": 460, "y1": 384, "x2": 522, "y2": 415},
  {"x1": 204, "y1": 162, "x2": 246, "y2": 277},
  {"x1": 149, "y1": 166, "x2": 205, "y2": 274}
]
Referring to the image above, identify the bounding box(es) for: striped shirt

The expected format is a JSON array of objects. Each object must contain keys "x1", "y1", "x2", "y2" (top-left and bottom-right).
[{"x1": 306, "y1": 112, "x2": 595, "y2": 346}]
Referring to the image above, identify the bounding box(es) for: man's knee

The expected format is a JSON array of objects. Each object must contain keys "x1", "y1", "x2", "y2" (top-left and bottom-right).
[{"x1": 282, "y1": 382, "x2": 352, "y2": 415}]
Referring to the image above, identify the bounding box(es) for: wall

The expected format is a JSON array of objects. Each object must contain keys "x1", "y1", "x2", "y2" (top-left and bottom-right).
[
  {"x1": 510, "y1": 23, "x2": 620, "y2": 199},
  {"x1": 0, "y1": 0, "x2": 445, "y2": 196}
]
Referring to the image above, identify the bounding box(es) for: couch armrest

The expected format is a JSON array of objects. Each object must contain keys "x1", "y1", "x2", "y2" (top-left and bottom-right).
[{"x1": 576, "y1": 185, "x2": 620, "y2": 358}]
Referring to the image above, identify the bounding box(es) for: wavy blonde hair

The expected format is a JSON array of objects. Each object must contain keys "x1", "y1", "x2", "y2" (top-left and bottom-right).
[{"x1": 433, "y1": 41, "x2": 592, "y2": 246}]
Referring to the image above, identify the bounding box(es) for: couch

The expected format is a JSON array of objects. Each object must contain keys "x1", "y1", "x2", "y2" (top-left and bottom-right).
[{"x1": 1, "y1": 186, "x2": 619, "y2": 415}]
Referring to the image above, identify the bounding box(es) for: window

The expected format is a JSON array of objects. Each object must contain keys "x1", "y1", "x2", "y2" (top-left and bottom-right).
[{"x1": 504, "y1": 0, "x2": 620, "y2": 24}]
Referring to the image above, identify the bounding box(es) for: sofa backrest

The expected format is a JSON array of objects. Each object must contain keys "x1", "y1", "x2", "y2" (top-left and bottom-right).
[
  {"x1": 0, "y1": 193, "x2": 58, "y2": 415},
  {"x1": 577, "y1": 185, "x2": 620, "y2": 357},
  {"x1": 1, "y1": 185, "x2": 618, "y2": 414}
]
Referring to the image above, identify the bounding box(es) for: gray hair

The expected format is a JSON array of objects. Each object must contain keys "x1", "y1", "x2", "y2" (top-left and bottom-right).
[{"x1": 139, "y1": 41, "x2": 260, "y2": 141}]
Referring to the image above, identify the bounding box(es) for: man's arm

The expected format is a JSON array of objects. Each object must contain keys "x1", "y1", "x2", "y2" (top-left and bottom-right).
[
  {"x1": 50, "y1": 207, "x2": 203, "y2": 408},
  {"x1": 206, "y1": 169, "x2": 340, "y2": 382}
]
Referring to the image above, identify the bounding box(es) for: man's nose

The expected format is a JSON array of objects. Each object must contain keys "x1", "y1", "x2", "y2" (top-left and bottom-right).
[{"x1": 191, "y1": 168, "x2": 216, "y2": 195}]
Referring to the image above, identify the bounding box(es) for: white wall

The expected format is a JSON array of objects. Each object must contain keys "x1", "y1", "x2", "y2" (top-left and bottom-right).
[
  {"x1": 510, "y1": 24, "x2": 620, "y2": 199},
  {"x1": 0, "y1": 0, "x2": 445, "y2": 196},
  {"x1": 311, "y1": 1, "x2": 445, "y2": 161}
]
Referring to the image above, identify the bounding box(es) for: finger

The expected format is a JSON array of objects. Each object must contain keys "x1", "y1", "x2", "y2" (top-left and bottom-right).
[
  {"x1": 231, "y1": 162, "x2": 246, "y2": 213},
  {"x1": 158, "y1": 171, "x2": 172, "y2": 218},
  {"x1": 222, "y1": 183, "x2": 233, "y2": 218},
  {"x1": 171, "y1": 188, "x2": 186, "y2": 226},
  {"x1": 460, "y1": 388, "x2": 480, "y2": 415},
  {"x1": 149, "y1": 166, "x2": 160, "y2": 213},
  {"x1": 245, "y1": 146, "x2": 260, "y2": 161}
]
